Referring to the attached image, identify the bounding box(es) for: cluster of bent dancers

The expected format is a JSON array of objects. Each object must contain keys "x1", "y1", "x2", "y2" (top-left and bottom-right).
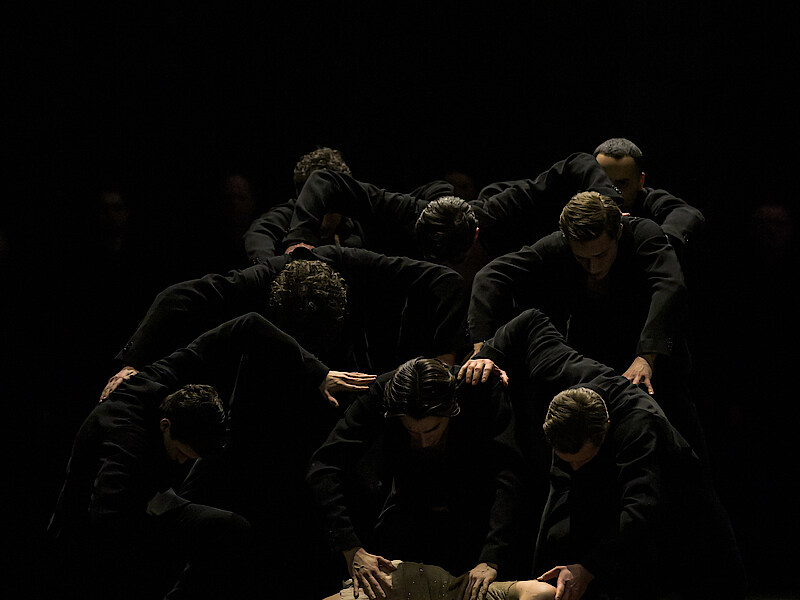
[{"x1": 47, "y1": 139, "x2": 747, "y2": 599}]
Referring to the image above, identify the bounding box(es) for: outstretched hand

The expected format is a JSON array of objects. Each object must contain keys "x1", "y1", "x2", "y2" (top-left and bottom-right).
[
  {"x1": 320, "y1": 371, "x2": 376, "y2": 407},
  {"x1": 622, "y1": 355, "x2": 655, "y2": 395},
  {"x1": 457, "y1": 358, "x2": 509, "y2": 387},
  {"x1": 99, "y1": 366, "x2": 139, "y2": 402},
  {"x1": 463, "y1": 562, "x2": 497, "y2": 600},
  {"x1": 537, "y1": 564, "x2": 594, "y2": 600},
  {"x1": 344, "y1": 547, "x2": 397, "y2": 599}
]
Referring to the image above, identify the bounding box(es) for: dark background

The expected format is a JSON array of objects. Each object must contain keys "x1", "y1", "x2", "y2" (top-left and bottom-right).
[{"x1": 3, "y1": 3, "x2": 798, "y2": 598}]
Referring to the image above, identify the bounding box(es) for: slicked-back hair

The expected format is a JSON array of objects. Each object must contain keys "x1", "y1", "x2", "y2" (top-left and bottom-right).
[
  {"x1": 268, "y1": 259, "x2": 348, "y2": 351},
  {"x1": 160, "y1": 384, "x2": 227, "y2": 457},
  {"x1": 415, "y1": 196, "x2": 478, "y2": 264},
  {"x1": 543, "y1": 387, "x2": 609, "y2": 454},
  {"x1": 559, "y1": 191, "x2": 622, "y2": 242},
  {"x1": 593, "y1": 137, "x2": 644, "y2": 173},
  {"x1": 293, "y1": 147, "x2": 352, "y2": 194},
  {"x1": 383, "y1": 357, "x2": 460, "y2": 419}
]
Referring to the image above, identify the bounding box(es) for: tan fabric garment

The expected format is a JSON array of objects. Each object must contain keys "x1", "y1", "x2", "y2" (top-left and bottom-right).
[{"x1": 339, "y1": 562, "x2": 517, "y2": 600}]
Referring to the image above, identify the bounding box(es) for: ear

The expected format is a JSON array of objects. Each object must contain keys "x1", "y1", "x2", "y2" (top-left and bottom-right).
[
  {"x1": 639, "y1": 171, "x2": 646, "y2": 189},
  {"x1": 159, "y1": 418, "x2": 171, "y2": 432}
]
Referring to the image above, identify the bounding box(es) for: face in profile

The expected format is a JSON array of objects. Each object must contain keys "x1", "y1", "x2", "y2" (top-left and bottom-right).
[{"x1": 160, "y1": 419, "x2": 200, "y2": 464}]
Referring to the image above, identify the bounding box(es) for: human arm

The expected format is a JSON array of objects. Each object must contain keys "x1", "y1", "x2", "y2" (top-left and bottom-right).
[
  {"x1": 343, "y1": 546, "x2": 398, "y2": 599},
  {"x1": 628, "y1": 218, "x2": 690, "y2": 368},
  {"x1": 242, "y1": 200, "x2": 296, "y2": 262},
  {"x1": 99, "y1": 365, "x2": 139, "y2": 401},
  {"x1": 464, "y1": 562, "x2": 499, "y2": 600},
  {"x1": 306, "y1": 379, "x2": 388, "y2": 556},
  {"x1": 639, "y1": 188, "x2": 705, "y2": 261},
  {"x1": 621, "y1": 354, "x2": 656, "y2": 394},
  {"x1": 283, "y1": 170, "x2": 424, "y2": 253},
  {"x1": 321, "y1": 371, "x2": 377, "y2": 408},
  {"x1": 114, "y1": 258, "x2": 289, "y2": 370},
  {"x1": 329, "y1": 246, "x2": 470, "y2": 365},
  {"x1": 468, "y1": 235, "x2": 569, "y2": 346},
  {"x1": 572, "y1": 407, "x2": 668, "y2": 585},
  {"x1": 476, "y1": 153, "x2": 623, "y2": 255},
  {"x1": 536, "y1": 564, "x2": 594, "y2": 600},
  {"x1": 457, "y1": 358, "x2": 509, "y2": 387}
]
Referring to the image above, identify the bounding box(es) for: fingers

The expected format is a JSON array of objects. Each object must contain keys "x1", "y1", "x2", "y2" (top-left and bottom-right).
[
  {"x1": 498, "y1": 368, "x2": 509, "y2": 387},
  {"x1": 99, "y1": 368, "x2": 138, "y2": 402},
  {"x1": 361, "y1": 571, "x2": 387, "y2": 599},
  {"x1": 324, "y1": 390, "x2": 339, "y2": 409},
  {"x1": 537, "y1": 567, "x2": 560, "y2": 581},
  {"x1": 463, "y1": 577, "x2": 475, "y2": 600},
  {"x1": 554, "y1": 577, "x2": 566, "y2": 600},
  {"x1": 457, "y1": 363, "x2": 468, "y2": 380},
  {"x1": 376, "y1": 556, "x2": 397, "y2": 571},
  {"x1": 478, "y1": 578, "x2": 489, "y2": 600}
]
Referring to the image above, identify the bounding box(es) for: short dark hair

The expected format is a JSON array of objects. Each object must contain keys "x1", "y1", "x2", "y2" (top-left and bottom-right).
[
  {"x1": 542, "y1": 387, "x2": 609, "y2": 454},
  {"x1": 160, "y1": 384, "x2": 227, "y2": 456},
  {"x1": 383, "y1": 357, "x2": 460, "y2": 419},
  {"x1": 593, "y1": 138, "x2": 644, "y2": 173},
  {"x1": 293, "y1": 147, "x2": 352, "y2": 194},
  {"x1": 268, "y1": 259, "x2": 348, "y2": 351},
  {"x1": 415, "y1": 196, "x2": 478, "y2": 264},
  {"x1": 559, "y1": 191, "x2": 622, "y2": 242}
]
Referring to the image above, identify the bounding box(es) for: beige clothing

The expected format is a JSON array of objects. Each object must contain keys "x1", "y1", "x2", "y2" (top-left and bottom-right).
[{"x1": 340, "y1": 562, "x2": 517, "y2": 600}]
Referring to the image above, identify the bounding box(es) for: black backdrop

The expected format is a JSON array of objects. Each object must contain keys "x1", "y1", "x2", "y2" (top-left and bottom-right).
[{"x1": 4, "y1": 3, "x2": 798, "y2": 598}]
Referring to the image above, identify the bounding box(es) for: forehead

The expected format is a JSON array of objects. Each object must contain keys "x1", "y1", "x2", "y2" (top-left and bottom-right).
[
  {"x1": 399, "y1": 415, "x2": 449, "y2": 433},
  {"x1": 596, "y1": 153, "x2": 640, "y2": 178},
  {"x1": 567, "y1": 232, "x2": 617, "y2": 257}
]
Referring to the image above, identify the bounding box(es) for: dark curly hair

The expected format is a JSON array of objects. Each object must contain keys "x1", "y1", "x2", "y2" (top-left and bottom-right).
[
  {"x1": 293, "y1": 147, "x2": 352, "y2": 195},
  {"x1": 160, "y1": 384, "x2": 227, "y2": 457},
  {"x1": 415, "y1": 196, "x2": 478, "y2": 264},
  {"x1": 268, "y1": 259, "x2": 348, "y2": 353}
]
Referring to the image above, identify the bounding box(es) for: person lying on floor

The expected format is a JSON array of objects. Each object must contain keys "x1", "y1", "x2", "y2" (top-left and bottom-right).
[{"x1": 322, "y1": 560, "x2": 556, "y2": 600}]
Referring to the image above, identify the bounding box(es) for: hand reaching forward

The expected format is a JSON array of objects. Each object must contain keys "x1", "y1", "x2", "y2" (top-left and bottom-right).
[
  {"x1": 343, "y1": 547, "x2": 397, "y2": 599},
  {"x1": 537, "y1": 564, "x2": 594, "y2": 600},
  {"x1": 99, "y1": 366, "x2": 139, "y2": 402},
  {"x1": 457, "y1": 358, "x2": 509, "y2": 387},
  {"x1": 320, "y1": 371, "x2": 376, "y2": 407},
  {"x1": 622, "y1": 354, "x2": 655, "y2": 395},
  {"x1": 463, "y1": 562, "x2": 498, "y2": 600}
]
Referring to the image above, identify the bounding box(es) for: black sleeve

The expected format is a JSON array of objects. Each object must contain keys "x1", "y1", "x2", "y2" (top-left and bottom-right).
[
  {"x1": 407, "y1": 179, "x2": 456, "y2": 201},
  {"x1": 282, "y1": 170, "x2": 425, "y2": 252},
  {"x1": 475, "y1": 153, "x2": 624, "y2": 255},
  {"x1": 477, "y1": 308, "x2": 618, "y2": 394},
  {"x1": 640, "y1": 188, "x2": 705, "y2": 256},
  {"x1": 242, "y1": 200, "x2": 296, "y2": 262},
  {"x1": 628, "y1": 218, "x2": 689, "y2": 358},
  {"x1": 115, "y1": 258, "x2": 289, "y2": 368},
  {"x1": 471, "y1": 382, "x2": 528, "y2": 571},
  {"x1": 578, "y1": 411, "x2": 668, "y2": 580},
  {"x1": 305, "y1": 382, "x2": 387, "y2": 553},
  {"x1": 468, "y1": 233, "x2": 568, "y2": 344},
  {"x1": 332, "y1": 247, "x2": 469, "y2": 361}
]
